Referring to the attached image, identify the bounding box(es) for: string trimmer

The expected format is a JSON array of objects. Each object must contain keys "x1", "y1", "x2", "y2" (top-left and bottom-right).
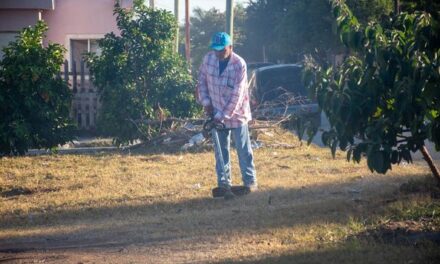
[{"x1": 203, "y1": 116, "x2": 250, "y2": 199}]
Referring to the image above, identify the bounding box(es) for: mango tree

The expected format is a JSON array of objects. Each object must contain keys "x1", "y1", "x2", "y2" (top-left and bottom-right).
[
  {"x1": 0, "y1": 21, "x2": 74, "y2": 156},
  {"x1": 302, "y1": 0, "x2": 440, "y2": 184},
  {"x1": 87, "y1": 0, "x2": 199, "y2": 145}
]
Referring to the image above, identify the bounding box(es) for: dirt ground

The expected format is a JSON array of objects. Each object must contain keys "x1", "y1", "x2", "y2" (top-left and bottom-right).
[{"x1": 0, "y1": 129, "x2": 439, "y2": 263}]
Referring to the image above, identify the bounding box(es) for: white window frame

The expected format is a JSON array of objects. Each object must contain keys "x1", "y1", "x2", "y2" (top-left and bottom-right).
[{"x1": 65, "y1": 34, "x2": 105, "y2": 71}]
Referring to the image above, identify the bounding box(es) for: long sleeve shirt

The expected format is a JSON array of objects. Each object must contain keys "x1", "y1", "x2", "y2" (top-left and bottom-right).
[{"x1": 196, "y1": 51, "x2": 252, "y2": 128}]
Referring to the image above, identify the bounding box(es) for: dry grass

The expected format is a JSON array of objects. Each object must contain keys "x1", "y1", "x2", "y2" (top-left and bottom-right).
[{"x1": 0, "y1": 128, "x2": 439, "y2": 263}]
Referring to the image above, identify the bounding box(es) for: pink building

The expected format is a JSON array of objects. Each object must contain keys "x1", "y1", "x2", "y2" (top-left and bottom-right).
[
  {"x1": 0, "y1": 0, "x2": 132, "y2": 64},
  {"x1": 0, "y1": 0, "x2": 133, "y2": 130}
]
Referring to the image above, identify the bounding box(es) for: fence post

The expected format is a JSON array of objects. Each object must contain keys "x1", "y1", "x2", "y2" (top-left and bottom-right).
[
  {"x1": 80, "y1": 59, "x2": 85, "y2": 92},
  {"x1": 72, "y1": 60, "x2": 77, "y2": 93},
  {"x1": 63, "y1": 60, "x2": 69, "y2": 82}
]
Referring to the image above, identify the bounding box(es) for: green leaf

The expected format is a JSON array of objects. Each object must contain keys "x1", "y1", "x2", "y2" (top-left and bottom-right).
[
  {"x1": 367, "y1": 151, "x2": 384, "y2": 173},
  {"x1": 352, "y1": 145, "x2": 362, "y2": 163},
  {"x1": 0, "y1": 21, "x2": 73, "y2": 155},
  {"x1": 84, "y1": 3, "x2": 199, "y2": 144},
  {"x1": 391, "y1": 150, "x2": 399, "y2": 164}
]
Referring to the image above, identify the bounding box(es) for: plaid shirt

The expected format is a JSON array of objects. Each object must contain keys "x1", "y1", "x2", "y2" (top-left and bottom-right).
[{"x1": 196, "y1": 51, "x2": 252, "y2": 128}]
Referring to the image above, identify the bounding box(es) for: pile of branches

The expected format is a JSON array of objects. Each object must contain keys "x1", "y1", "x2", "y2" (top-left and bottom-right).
[{"x1": 129, "y1": 116, "x2": 291, "y2": 150}]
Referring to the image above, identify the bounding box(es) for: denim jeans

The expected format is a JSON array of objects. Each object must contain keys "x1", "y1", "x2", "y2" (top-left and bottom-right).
[{"x1": 212, "y1": 124, "x2": 257, "y2": 188}]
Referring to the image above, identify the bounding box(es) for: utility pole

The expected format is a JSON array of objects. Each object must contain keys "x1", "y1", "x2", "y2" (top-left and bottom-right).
[
  {"x1": 185, "y1": 0, "x2": 191, "y2": 67},
  {"x1": 149, "y1": 0, "x2": 155, "y2": 9},
  {"x1": 394, "y1": 0, "x2": 400, "y2": 14},
  {"x1": 175, "y1": 0, "x2": 179, "y2": 53},
  {"x1": 226, "y1": 0, "x2": 234, "y2": 42}
]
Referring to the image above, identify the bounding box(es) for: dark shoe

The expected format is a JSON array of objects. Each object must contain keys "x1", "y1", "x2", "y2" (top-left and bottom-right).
[
  {"x1": 212, "y1": 186, "x2": 229, "y2": 198},
  {"x1": 212, "y1": 185, "x2": 256, "y2": 198}
]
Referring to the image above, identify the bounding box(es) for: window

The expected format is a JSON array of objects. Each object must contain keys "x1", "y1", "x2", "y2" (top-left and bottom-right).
[
  {"x1": 70, "y1": 38, "x2": 101, "y2": 72},
  {"x1": 0, "y1": 32, "x2": 18, "y2": 59}
]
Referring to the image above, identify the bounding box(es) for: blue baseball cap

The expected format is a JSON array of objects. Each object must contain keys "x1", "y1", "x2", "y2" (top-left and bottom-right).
[{"x1": 210, "y1": 32, "x2": 232, "y2": 51}]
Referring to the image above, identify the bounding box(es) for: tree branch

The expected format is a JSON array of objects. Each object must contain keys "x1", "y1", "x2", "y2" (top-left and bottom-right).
[{"x1": 420, "y1": 145, "x2": 440, "y2": 186}]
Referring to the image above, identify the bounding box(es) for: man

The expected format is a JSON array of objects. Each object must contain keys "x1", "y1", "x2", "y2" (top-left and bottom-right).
[{"x1": 196, "y1": 32, "x2": 257, "y2": 199}]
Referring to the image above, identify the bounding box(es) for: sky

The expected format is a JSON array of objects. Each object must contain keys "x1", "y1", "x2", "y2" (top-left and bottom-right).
[{"x1": 152, "y1": 0, "x2": 248, "y2": 21}]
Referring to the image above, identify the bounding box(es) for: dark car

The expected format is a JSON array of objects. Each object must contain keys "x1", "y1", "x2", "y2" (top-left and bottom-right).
[
  {"x1": 248, "y1": 64, "x2": 321, "y2": 126},
  {"x1": 247, "y1": 62, "x2": 275, "y2": 77}
]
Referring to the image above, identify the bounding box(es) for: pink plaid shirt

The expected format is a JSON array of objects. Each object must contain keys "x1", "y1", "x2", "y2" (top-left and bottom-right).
[{"x1": 196, "y1": 51, "x2": 252, "y2": 128}]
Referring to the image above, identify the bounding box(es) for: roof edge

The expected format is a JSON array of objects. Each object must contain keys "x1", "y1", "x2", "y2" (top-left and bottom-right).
[{"x1": 0, "y1": 0, "x2": 55, "y2": 10}]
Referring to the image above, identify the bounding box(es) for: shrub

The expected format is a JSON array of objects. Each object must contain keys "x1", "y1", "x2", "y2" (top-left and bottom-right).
[
  {"x1": 87, "y1": 1, "x2": 199, "y2": 145},
  {"x1": 0, "y1": 21, "x2": 74, "y2": 156}
]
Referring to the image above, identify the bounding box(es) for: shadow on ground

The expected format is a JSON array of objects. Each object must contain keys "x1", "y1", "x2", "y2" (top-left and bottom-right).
[
  {"x1": 0, "y1": 173, "x2": 436, "y2": 254},
  {"x1": 212, "y1": 240, "x2": 440, "y2": 264}
]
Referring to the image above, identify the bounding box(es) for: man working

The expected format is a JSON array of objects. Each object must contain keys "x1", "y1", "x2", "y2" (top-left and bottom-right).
[{"x1": 196, "y1": 32, "x2": 257, "y2": 199}]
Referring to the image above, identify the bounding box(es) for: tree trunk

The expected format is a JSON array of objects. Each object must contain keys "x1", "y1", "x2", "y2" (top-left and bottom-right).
[{"x1": 420, "y1": 145, "x2": 440, "y2": 186}]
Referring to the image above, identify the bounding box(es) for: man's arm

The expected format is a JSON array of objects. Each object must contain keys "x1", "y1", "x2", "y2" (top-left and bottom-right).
[{"x1": 196, "y1": 55, "x2": 213, "y2": 114}]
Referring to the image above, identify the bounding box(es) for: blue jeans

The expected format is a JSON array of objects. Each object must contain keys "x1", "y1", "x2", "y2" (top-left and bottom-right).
[{"x1": 212, "y1": 124, "x2": 257, "y2": 188}]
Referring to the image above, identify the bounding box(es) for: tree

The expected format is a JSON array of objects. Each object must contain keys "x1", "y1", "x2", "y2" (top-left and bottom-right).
[
  {"x1": 190, "y1": 7, "x2": 225, "y2": 71},
  {"x1": 87, "y1": 1, "x2": 199, "y2": 145},
  {"x1": 400, "y1": 0, "x2": 440, "y2": 16},
  {"x1": 243, "y1": 0, "x2": 393, "y2": 63},
  {"x1": 273, "y1": 0, "x2": 343, "y2": 62},
  {"x1": 302, "y1": 0, "x2": 440, "y2": 184},
  {"x1": 0, "y1": 21, "x2": 74, "y2": 156},
  {"x1": 244, "y1": 0, "x2": 291, "y2": 62},
  {"x1": 190, "y1": 4, "x2": 247, "y2": 71}
]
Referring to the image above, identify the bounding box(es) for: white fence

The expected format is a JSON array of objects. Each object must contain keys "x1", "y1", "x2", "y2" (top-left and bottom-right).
[{"x1": 60, "y1": 59, "x2": 100, "y2": 130}]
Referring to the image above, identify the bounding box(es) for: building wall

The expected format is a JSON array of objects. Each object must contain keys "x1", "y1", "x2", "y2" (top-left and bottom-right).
[
  {"x1": 0, "y1": 10, "x2": 41, "y2": 58},
  {"x1": 0, "y1": 0, "x2": 133, "y2": 59},
  {"x1": 42, "y1": 0, "x2": 123, "y2": 61},
  {"x1": 0, "y1": 10, "x2": 41, "y2": 31},
  {"x1": 0, "y1": 0, "x2": 133, "y2": 130},
  {"x1": 0, "y1": 33, "x2": 17, "y2": 58},
  {"x1": 0, "y1": 0, "x2": 54, "y2": 10}
]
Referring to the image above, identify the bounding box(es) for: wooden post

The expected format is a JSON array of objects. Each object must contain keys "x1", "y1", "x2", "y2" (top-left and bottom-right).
[
  {"x1": 80, "y1": 59, "x2": 85, "y2": 92},
  {"x1": 185, "y1": 0, "x2": 190, "y2": 68},
  {"x1": 63, "y1": 60, "x2": 69, "y2": 83},
  {"x1": 72, "y1": 60, "x2": 77, "y2": 93},
  {"x1": 226, "y1": 0, "x2": 234, "y2": 41},
  {"x1": 175, "y1": 0, "x2": 180, "y2": 53}
]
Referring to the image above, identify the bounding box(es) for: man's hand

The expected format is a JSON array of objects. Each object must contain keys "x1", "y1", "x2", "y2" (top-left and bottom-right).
[
  {"x1": 213, "y1": 112, "x2": 223, "y2": 124},
  {"x1": 213, "y1": 115, "x2": 222, "y2": 124}
]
